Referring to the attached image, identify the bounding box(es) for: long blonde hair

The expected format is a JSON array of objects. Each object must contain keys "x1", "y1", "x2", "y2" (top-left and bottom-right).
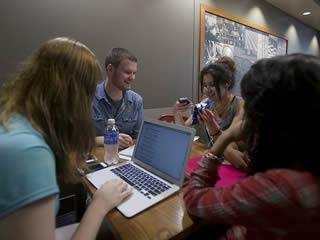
[{"x1": 0, "y1": 37, "x2": 102, "y2": 182}]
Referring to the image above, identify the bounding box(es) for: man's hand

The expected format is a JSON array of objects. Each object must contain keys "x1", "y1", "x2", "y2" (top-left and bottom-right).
[{"x1": 118, "y1": 133, "x2": 133, "y2": 150}]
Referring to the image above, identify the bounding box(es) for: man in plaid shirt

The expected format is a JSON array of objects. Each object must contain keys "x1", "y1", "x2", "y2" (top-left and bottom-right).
[{"x1": 184, "y1": 54, "x2": 320, "y2": 239}]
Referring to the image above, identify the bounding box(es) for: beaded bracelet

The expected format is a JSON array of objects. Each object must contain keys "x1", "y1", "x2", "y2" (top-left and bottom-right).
[{"x1": 204, "y1": 150, "x2": 224, "y2": 163}]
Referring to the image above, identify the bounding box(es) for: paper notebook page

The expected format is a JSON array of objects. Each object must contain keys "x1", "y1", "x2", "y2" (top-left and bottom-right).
[
  {"x1": 119, "y1": 144, "x2": 135, "y2": 156},
  {"x1": 119, "y1": 144, "x2": 135, "y2": 160}
]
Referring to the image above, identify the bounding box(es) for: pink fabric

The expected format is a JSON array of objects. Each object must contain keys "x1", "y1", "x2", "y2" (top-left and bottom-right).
[
  {"x1": 186, "y1": 157, "x2": 246, "y2": 187},
  {"x1": 185, "y1": 157, "x2": 202, "y2": 176}
]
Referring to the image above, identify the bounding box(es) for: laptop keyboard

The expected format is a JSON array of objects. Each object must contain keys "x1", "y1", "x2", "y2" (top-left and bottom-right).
[{"x1": 111, "y1": 163, "x2": 171, "y2": 199}]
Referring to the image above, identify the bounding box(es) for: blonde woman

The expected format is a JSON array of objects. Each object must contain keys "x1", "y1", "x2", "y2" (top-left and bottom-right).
[{"x1": 0, "y1": 37, "x2": 132, "y2": 240}]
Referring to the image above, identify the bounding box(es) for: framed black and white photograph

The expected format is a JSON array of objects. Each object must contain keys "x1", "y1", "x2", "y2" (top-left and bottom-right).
[{"x1": 199, "y1": 4, "x2": 288, "y2": 96}]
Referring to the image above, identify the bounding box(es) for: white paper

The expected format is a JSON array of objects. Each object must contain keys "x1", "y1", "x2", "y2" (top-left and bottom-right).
[
  {"x1": 193, "y1": 136, "x2": 200, "y2": 141},
  {"x1": 222, "y1": 160, "x2": 232, "y2": 165},
  {"x1": 118, "y1": 144, "x2": 135, "y2": 161},
  {"x1": 119, "y1": 144, "x2": 135, "y2": 156},
  {"x1": 119, "y1": 154, "x2": 132, "y2": 161}
]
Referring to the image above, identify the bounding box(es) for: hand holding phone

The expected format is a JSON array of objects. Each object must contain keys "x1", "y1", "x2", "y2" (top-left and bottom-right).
[
  {"x1": 88, "y1": 162, "x2": 107, "y2": 172},
  {"x1": 178, "y1": 97, "x2": 191, "y2": 105}
]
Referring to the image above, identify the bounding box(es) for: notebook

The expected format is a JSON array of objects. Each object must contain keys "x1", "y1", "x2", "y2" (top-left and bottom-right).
[
  {"x1": 185, "y1": 156, "x2": 247, "y2": 187},
  {"x1": 86, "y1": 118, "x2": 196, "y2": 218}
]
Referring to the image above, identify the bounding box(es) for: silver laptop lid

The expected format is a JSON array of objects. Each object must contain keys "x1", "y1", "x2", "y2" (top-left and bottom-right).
[{"x1": 132, "y1": 118, "x2": 196, "y2": 187}]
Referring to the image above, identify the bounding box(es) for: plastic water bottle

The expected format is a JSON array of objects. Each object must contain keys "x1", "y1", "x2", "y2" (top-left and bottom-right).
[{"x1": 104, "y1": 118, "x2": 119, "y2": 165}]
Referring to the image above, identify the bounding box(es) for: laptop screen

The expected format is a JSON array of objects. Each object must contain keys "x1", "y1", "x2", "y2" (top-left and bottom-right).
[{"x1": 134, "y1": 120, "x2": 192, "y2": 181}]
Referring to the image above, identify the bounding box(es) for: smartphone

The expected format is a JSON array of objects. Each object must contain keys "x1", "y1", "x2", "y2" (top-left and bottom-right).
[
  {"x1": 87, "y1": 162, "x2": 107, "y2": 172},
  {"x1": 178, "y1": 97, "x2": 191, "y2": 105},
  {"x1": 86, "y1": 153, "x2": 98, "y2": 163}
]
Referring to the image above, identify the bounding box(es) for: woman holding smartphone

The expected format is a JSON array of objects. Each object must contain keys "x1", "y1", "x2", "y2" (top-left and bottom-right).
[{"x1": 173, "y1": 57, "x2": 247, "y2": 171}]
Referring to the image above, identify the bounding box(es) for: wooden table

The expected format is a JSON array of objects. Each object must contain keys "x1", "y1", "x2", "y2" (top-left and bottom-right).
[{"x1": 82, "y1": 141, "x2": 209, "y2": 240}]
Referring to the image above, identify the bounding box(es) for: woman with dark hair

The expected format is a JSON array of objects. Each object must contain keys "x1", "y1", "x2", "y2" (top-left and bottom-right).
[
  {"x1": 0, "y1": 37, "x2": 132, "y2": 240},
  {"x1": 173, "y1": 57, "x2": 248, "y2": 170},
  {"x1": 184, "y1": 54, "x2": 320, "y2": 239}
]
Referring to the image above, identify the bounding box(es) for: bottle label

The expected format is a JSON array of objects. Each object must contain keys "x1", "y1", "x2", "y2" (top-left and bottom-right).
[{"x1": 104, "y1": 132, "x2": 119, "y2": 144}]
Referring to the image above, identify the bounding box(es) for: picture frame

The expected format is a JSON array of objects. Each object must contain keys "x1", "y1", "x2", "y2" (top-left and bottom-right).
[{"x1": 199, "y1": 4, "x2": 288, "y2": 97}]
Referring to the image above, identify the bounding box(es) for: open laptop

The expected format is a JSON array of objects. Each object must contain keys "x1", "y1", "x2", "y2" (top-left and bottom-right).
[{"x1": 86, "y1": 118, "x2": 196, "y2": 218}]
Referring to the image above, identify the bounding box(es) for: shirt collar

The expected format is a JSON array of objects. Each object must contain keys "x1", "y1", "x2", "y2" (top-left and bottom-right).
[
  {"x1": 96, "y1": 80, "x2": 107, "y2": 101},
  {"x1": 95, "y1": 80, "x2": 133, "y2": 104}
]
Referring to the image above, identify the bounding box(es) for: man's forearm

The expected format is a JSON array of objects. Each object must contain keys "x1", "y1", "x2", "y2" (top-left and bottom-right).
[{"x1": 95, "y1": 136, "x2": 104, "y2": 147}]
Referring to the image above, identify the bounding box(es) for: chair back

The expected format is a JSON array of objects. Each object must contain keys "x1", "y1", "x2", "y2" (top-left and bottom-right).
[
  {"x1": 158, "y1": 114, "x2": 175, "y2": 123},
  {"x1": 158, "y1": 114, "x2": 188, "y2": 124}
]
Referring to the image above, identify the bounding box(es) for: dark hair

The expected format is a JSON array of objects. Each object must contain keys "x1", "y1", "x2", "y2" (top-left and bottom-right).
[
  {"x1": 241, "y1": 54, "x2": 320, "y2": 176},
  {"x1": 216, "y1": 56, "x2": 236, "y2": 89},
  {"x1": 200, "y1": 62, "x2": 233, "y2": 100},
  {"x1": 0, "y1": 37, "x2": 102, "y2": 182},
  {"x1": 105, "y1": 48, "x2": 137, "y2": 70}
]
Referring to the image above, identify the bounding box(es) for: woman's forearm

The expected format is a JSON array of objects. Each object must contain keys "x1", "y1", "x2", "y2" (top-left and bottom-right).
[
  {"x1": 211, "y1": 130, "x2": 233, "y2": 156},
  {"x1": 72, "y1": 198, "x2": 112, "y2": 240},
  {"x1": 174, "y1": 113, "x2": 187, "y2": 126}
]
